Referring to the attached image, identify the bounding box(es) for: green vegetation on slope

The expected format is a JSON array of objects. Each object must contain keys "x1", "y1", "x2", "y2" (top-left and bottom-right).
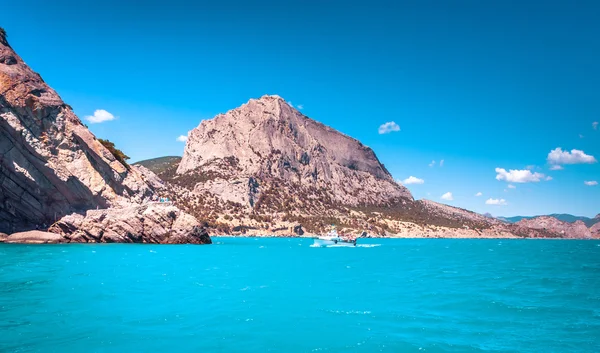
[
  {"x1": 133, "y1": 156, "x2": 182, "y2": 176},
  {"x1": 98, "y1": 139, "x2": 130, "y2": 167}
]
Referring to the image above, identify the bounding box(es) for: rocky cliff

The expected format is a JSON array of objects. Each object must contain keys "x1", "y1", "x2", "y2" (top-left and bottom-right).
[
  {"x1": 177, "y1": 95, "x2": 411, "y2": 210},
  {"x1": 0, "y1": 31, "x2": 155, "y2": 233}
]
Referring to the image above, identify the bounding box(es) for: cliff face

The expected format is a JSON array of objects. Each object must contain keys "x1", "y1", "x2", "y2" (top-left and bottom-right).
[
  {"x1": 0, "y1": 33, "x2": 155, "y2": 233},
  {"x1": 178, "y1": 95, "x2": 411, "y2": 209}
]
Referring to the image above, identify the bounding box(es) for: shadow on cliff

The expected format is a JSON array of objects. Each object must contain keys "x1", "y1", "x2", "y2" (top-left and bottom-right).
[{"x1": 0, "y1": 117, "x2": 106, "y2": 233}]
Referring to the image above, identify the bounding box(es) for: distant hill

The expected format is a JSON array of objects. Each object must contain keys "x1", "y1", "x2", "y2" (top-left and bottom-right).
[
  {"x1": 134, "y1": 156, "x2": 181, "y2": 176},
  {"x1": 499, "y1": 214, "x2": 600, "y2": 227}
]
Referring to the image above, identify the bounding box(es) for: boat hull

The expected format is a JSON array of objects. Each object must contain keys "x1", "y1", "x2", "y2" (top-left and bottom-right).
[{"x1": 312, "y1": 238, "x2": 357, "y2": 247}]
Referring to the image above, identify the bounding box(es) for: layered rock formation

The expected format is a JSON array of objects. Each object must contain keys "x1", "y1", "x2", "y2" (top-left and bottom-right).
[
  {"x1": 0, "y1": 31, "x2": 156, "y2": 233},
  {"x1": 46, "y1": 203, "x2": 211, "y2": 244},
  {"x1": 177, "y1": 95, "x2": 411, "y2": 208}
]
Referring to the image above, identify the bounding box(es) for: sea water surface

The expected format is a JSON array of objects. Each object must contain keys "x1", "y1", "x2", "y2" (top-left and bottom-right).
[{"x1": 1, "y1": 238, "x2": 599, "y2": 352}]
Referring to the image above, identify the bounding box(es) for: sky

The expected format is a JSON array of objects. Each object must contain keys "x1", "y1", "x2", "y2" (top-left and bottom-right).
[{"x1": 2, "y1": 0, "x2": 599, "y2": 217}]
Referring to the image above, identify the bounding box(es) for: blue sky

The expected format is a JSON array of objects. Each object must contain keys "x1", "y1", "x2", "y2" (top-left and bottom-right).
[{"x1": 2, "y1": 0, "x2": 599, "y2": 217}]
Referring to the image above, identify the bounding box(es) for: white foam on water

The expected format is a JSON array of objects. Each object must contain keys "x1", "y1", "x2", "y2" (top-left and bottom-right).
[
  {"x1": 310, "y1": 243, "x2": 381, "y2": 248},
  {"x1": 326, "y1": 309, "x2": 372, "y2": 315}
]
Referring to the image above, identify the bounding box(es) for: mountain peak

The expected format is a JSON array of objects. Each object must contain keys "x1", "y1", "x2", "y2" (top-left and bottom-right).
[{"x1": 177, "y1": 95, "x2": 411, "y2": 209}]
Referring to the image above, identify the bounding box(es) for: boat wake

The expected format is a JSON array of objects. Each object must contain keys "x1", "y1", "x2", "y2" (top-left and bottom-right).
[{"x1": 310, "y1": 243, "x2": 381, "y2": 248}]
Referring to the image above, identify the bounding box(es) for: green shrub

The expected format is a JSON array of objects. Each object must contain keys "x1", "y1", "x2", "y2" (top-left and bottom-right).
[{"x1": 98, "y1": 139, "x2": 130, "y2": 167}]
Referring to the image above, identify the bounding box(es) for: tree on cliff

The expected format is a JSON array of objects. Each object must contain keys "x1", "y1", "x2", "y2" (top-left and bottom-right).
[
  {"x1": 98, "y1": 139, "x2": 130, "y2": 167},
  {"x1": 0, "y1": 27, "x2": 7, "y2": 42}
]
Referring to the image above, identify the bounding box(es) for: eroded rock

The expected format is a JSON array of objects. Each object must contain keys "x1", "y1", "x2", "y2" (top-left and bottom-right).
[
  {"x1": 4, "y1": 230, "x2": 66, "y2": 244},
  {"x1": 48, "y1": 203, "x2": 211, "y2": 244}
]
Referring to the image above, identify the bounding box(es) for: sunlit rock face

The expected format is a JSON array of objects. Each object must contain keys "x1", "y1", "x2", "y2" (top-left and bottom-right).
[
  {"x1": 0, "y1": 33, "x2": 155, "y2": 233},
  {"x1": 178, "y1": 95, "x2": 412, "y2": 209}
]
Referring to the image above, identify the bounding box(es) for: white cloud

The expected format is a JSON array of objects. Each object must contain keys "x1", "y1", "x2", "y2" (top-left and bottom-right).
[
  {"x1": 378, "y1": 121, "x2": 400, "y2": 134},
  {"x1": 584, "y1": 180, "x2": 598, "y2": 186},
  {"x1": 486, "y1": 198, "x2": 507, "y2": 206},
  {"x1": 593, "y1": 122, "x2": 598, "y2": 130},
  {"x1": 475, "y1": 192, "x2": 483, "y2": 197},
  {"x1": 402, "y1": 176, "x2": 424, "y2": 185},
  {"x1": 297, "y1": 104, "x2": 304, "y2": 110},
  {"x1": 441, "y1": 192, "x2": 453, "y2": 201},
  {"x1": 547, "y1": 148, "x2": 597, "y2": 165},
  {"x1": 439, "y1": 159, "x2": 445, "y2": 167},
  {"x1": 545, "y1": 176, "x2": 553, "y2": 181},
  {"x1": 495, "y1": 168, "x2": 546, "y2": 183},
  {"x1": 525, "y1": 165, "x2": 536, "y2": 170},
  {"x1": 429, "y1": 160, "x2": 436, "y2": 167},
  {"x1": 549, "y1": 165, "x2": 564, "y2": 171},
  {"x1": 176, "y1": 135, "x2": 188, "y2": 142},
  {"x1": 85, "y1": 109, "x2": 115, "y2": 124},
  {"x1": 508, "y1": 184, "x2": 516, "y2": 189}
]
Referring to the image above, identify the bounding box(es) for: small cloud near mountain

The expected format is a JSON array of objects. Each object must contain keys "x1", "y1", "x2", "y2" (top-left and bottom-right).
[
  {"x1": 508, "y1": 184, "x2": 516, "y2": 189},
  {"x1": 475, "y1": 192, "x2": 483, "y2": 197},
  {"x1": 547, "y1": 148, "x2": 596, "y2": 165},
  {"x1": 495, "y1": 168, "x2": 546, "y2": 183},
  {"x1": 429, "y1": 160, "x2": 435, "y2": 167},
  {"x1": 85, "y1": 109, "x2": 115, "y2": 124},
  {"x1": 486, "y1": 198, "x2": 507, "y2": 206},
  {"x1": 176, "y1": 135, "x2": 188, "y2": 142},
  {"x1": 402, "y1": 176, "x2": 424, "y2": 185},
  {"x1": 378, "y1": 121, "x2": 400, "y2": 134},
  {"x1": 549, "y1": 165, "x2": 564, "y2": 170},
  {"x1": 288, "y1": 102, "x2": 303, "y2": 109},
  {"x1": 585, "y1": 181, "x2": 598, "y2": 186},
  {"x1": 441, "y1": 192, "x2": 453, "y2": 201}
]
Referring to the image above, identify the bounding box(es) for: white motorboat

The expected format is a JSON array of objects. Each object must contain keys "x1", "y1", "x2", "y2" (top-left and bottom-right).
[{"x1": 312, "y1": 227, "x2": 358, "y2": 247}]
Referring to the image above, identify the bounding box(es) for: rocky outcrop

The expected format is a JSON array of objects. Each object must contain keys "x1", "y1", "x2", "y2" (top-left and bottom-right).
[
  {"x1": 589, "y1": 222, "x2": 600, "y2": 238},
  {"x1": 2, "y1": 230, "x2": 66, "y2": 244},
  {"x1": 47, "y1": 203, "x2": 211, "y2": 244},
  {"x1": 177, "y1": 95, "x2": 411, "y2": 208},
  {"x1": 0, "y1": 32, "x2": 155, "y2": 233},
  {"x1": 132, "y1": 165, "x2": 165, "y2": 190},
  {"x1": 516, "y1": 216, "x2": 592, "y2": 239}
]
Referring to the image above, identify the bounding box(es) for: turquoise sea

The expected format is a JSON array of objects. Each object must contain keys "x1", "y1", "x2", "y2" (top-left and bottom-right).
[{"x1": 1, "y1": 238, "x2": 599, "y2": 352}]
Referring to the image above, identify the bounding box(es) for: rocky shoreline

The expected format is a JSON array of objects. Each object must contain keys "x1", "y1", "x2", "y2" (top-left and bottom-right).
[{"x1": 0, "y1": 203, "x2": 211, "y2": 244}]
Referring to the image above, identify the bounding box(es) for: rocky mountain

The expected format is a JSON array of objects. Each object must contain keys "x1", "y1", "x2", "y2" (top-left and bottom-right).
[
  {"x1": 499, "y1": 214, "x2": 600, "y2": 227},
  {"x1": 177, "y1": 95, "x2": 411, "y2": 209},
  {"x1": 515, "y1": 216, "x2": 592, "y2": 239},
  {"x1": 0, "y1": 30, "x2": 157, "y2": 234},
  {"x1": 158, "y1": 95, "x2": 596, "y2": 239},
  {"x1": 154, "y1": 96, "x2": 504, "y2": 236}
]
